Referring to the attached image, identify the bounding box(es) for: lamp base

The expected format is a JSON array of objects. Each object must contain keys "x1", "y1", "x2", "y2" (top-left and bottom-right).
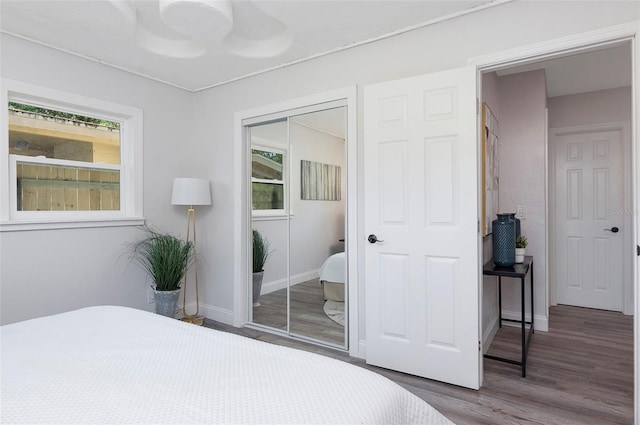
[{"x1": 181, "y1": 315, "x2": 204, "y2": 326}]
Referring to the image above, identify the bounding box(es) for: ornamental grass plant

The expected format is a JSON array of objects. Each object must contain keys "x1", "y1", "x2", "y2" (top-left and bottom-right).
[
  {"x1": 252, "y1": 229, "x2": 272, "y2": 273},
  {"x1": 131, "y1": 228, "x2": 194, "y2": 291}
]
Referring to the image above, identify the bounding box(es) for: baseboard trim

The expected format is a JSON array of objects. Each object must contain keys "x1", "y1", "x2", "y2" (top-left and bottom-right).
[
  {"x1": 352, "y1": 339, "x2": 366, "y2": 359},
  {"x1": 260, "y1": 269, "x2": 320, "y2": 295},
  {"x1": 501, "y1": 310, "x2": 549, "y2": 332},
  {"x1": 482, "y1": 315, "x2": 499, "y2": 353},
  {"x1": 184, "y1": 302, "x2": 234, "y2": 325}
]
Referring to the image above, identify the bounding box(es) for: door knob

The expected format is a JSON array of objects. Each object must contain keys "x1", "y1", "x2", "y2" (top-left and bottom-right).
[
  {"x1": 604, "y1": 226, "x2": 619, "y2": 233},
  {"x1": 368, "y1": 234, "x2": 384, "y2": 244}
]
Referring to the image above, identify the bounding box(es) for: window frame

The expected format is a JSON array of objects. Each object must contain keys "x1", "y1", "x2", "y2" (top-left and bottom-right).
[
  {"x1": 1, "y1": 78, "x2": 144, "y2": 231},
  {"x1": 251, "y1": 143, "x2": 287, "y2": 218}
]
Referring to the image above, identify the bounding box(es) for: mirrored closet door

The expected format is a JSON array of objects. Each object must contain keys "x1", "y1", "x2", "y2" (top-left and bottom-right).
[{"x1": 247, "y1": 103, "x2": 347, "y2": 349}]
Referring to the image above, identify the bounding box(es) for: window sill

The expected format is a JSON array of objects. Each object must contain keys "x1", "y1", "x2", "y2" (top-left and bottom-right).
[
  {"x1": 0, "y1": 217, "x2": 145, "y2": 232},
  {"x1": 252, "y1": 213, "x2": 294, "y2": 222}
]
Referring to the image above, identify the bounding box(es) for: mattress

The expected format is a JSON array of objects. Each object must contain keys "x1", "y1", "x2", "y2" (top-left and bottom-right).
[
  {"x1": 320, "y1": 252, "x2": 346, "y2": 301},
  {"x1": 319, "y1": 251, "x2": 346, "y2": 284},
  {"x1": 1, "y1": 306, "x2": 453, "y2": 425}
]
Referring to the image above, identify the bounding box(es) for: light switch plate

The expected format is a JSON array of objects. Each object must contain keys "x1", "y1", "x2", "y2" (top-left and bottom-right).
[{"x1": 516, "y1": 205, "x2": 527, "y2": 219}]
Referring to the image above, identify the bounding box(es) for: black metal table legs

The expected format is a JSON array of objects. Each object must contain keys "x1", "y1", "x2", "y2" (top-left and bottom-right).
[{"x1": 483, "y1": 258, "x2": 534, "y2": 377}]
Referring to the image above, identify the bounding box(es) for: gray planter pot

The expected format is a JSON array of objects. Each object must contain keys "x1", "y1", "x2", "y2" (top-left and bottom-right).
[
  {"x1": 252, "y1": 271, "x2": 264, "y2": 307},
  {"x1": 154, "y1": 288, "x2": 181, "y2": 318}
]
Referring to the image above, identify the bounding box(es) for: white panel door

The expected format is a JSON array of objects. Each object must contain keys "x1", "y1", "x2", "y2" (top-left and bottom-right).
[
  {"x1": 554, "y1": 127, "x2": 623, "y2": 311},
  {"x1": 364, "y1": 67, "x2": 480, "y2": 389}
]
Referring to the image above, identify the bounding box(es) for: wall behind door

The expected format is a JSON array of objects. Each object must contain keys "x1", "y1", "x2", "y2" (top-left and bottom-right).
[{"x1": 488, "y1": 70, "x2": 548, "y2": 331}]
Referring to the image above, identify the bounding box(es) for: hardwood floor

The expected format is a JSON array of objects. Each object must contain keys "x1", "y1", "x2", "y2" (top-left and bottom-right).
[
  {"x1": 252, "y1": 279, "x2": 345, "y2": 346},
  {"x1": 205, "y1": 305, "x2": 633, "y2": 424}
]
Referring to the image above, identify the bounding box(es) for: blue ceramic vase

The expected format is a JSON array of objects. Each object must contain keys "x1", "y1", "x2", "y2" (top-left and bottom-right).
[{"x1": 492, "y1": 213, "x2": 516, "y2": 267}]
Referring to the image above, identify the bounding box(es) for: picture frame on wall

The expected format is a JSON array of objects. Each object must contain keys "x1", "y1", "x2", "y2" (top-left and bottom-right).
[
  {"x1": 482, "y1": 102, "x2": 499, "y2": 236},
  {"x1": 301, "y1": 159, "x2": 341, "y2": 201}
]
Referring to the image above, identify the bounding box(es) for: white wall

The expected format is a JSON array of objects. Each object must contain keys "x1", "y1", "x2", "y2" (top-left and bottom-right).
[
  {"x1": 548, "y1": 87, "x2": 632, "y2": 128},
  {"x1": 0, "y1": 34, "x2": 195, "y2": 324},
  {"x1": 496, "y1": 70, "x2": 548, "y2": 328}
]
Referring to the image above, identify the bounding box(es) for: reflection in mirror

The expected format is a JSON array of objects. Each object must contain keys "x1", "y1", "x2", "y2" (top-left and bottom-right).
[
  {"x1": 289, "y1": 108, "x2": 346, "y2": 347},
  {"x1": 251, "y1": 120, "x2": 288, "y2": 331},
  {"x1": 249, "y1": 105, "x2": 347, "y2": 349}
]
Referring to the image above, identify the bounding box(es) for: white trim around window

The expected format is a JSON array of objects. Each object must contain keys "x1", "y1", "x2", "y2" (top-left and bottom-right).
[{"x1": 0, "y1": 78, "x2": 144, "y2": 231}]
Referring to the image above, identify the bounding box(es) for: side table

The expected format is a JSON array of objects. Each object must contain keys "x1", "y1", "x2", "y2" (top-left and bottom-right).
[{"x1": 483, "y1": 255, "x2": 534, "y2": 377}]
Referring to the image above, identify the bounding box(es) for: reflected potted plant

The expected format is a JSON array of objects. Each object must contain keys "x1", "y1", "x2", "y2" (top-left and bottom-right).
[
  {"x1": 252, "y1": 229, "x2": 272, "y2": 307},
  {"x1": 130, "y1": 227, "x2": 193, "y2": 318},
  {"x1": 515, "y1": 235, "x2": 528, "y2": 264}
]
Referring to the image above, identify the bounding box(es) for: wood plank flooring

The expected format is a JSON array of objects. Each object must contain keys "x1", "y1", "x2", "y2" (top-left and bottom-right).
[
  {"x1": 252, "y1": 279, "x2": 345, "y2": 346},
  {"x1": 205, "y1": 305, "x2": 633, "y2": 425}
]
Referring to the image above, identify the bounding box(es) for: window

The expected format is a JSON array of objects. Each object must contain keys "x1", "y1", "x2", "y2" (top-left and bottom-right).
[
  {"x1": 10, "y1": 102, "x2": 122, "y2": 212},
  {"x1": 1, "y1": 79, "x2": 144, "y2": 231},
  {"x1": 251, "y1": 147, "x2": 285, "y2": 214},
  {"x1": 249, "y1": 118, "x2": 288, "y2": 217}
]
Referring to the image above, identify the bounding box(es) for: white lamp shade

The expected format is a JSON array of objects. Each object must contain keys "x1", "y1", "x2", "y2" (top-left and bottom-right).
[{"x1": 171, "y1": 178, "x2": 212, "y2": 206}]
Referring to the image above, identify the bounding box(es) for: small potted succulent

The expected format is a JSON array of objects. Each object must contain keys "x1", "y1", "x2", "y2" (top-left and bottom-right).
[{"x1": 515, "y1": 235, "x2": 528, "y2": 264}]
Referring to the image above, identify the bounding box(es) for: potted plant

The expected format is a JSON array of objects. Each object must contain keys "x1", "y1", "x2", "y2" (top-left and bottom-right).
[
  {"x1": 515, "y1": 235, "x2": 528, "y2": 264},
  {"x1": 252, "y1": 229, "x2": 272, "y2": 307},
  {"x1": 131, "y1": 227, "x2": 194, "y2": 318}
]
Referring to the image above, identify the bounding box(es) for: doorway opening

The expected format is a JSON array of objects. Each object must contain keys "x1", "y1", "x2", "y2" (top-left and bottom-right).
[
  {"x1": 479, "y1": 40, "x2": 633, "y2": 329},
  {"x1": 477, "y1": 36, "x2": 634, "y2": 402}
]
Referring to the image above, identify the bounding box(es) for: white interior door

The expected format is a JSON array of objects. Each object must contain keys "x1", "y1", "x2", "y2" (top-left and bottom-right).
[
  {"x1": 553, "y1": 126, "x2": 624, "y2": 311},
  {"x1": 363, "y1": 67, "x2": 480, "y2": 389}
]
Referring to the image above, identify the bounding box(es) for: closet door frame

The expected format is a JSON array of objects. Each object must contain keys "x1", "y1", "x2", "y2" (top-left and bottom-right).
[{"x1": 233, "y1": 86, "x2": 360, "y2": 357}]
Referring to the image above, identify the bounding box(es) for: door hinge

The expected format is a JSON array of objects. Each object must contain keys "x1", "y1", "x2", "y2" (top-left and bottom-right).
[
  {"x1": 478, "y1": 340, "x2": 481, "y2": 352},
  {"x1": 476, "y1": 98, "x2": 480, "y2": 115},
  {"x1": 637, "y1": 245, "x2": 639, "y2": 256}
]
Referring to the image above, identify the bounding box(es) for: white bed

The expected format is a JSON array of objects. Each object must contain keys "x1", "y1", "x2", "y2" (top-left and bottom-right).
[
  {"x1": 1, "y1": 306, "x2": 453, "y2": 425},
  {"x1": 319, "y1": 252, "x2": 346, "y2": 301}
]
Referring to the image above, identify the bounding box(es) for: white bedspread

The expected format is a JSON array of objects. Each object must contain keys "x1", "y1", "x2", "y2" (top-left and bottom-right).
[{"x1": 1, "y1": 306, "x2": 453, "y2": 425}]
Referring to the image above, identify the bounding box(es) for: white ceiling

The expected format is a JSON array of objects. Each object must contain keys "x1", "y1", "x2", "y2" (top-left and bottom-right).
[
  {"x1": 291, "y1": 107, "x2": 346, "y2": 139},
  {"x1": 0, "y1": 0, "x2": 497, "y2": 92}
]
